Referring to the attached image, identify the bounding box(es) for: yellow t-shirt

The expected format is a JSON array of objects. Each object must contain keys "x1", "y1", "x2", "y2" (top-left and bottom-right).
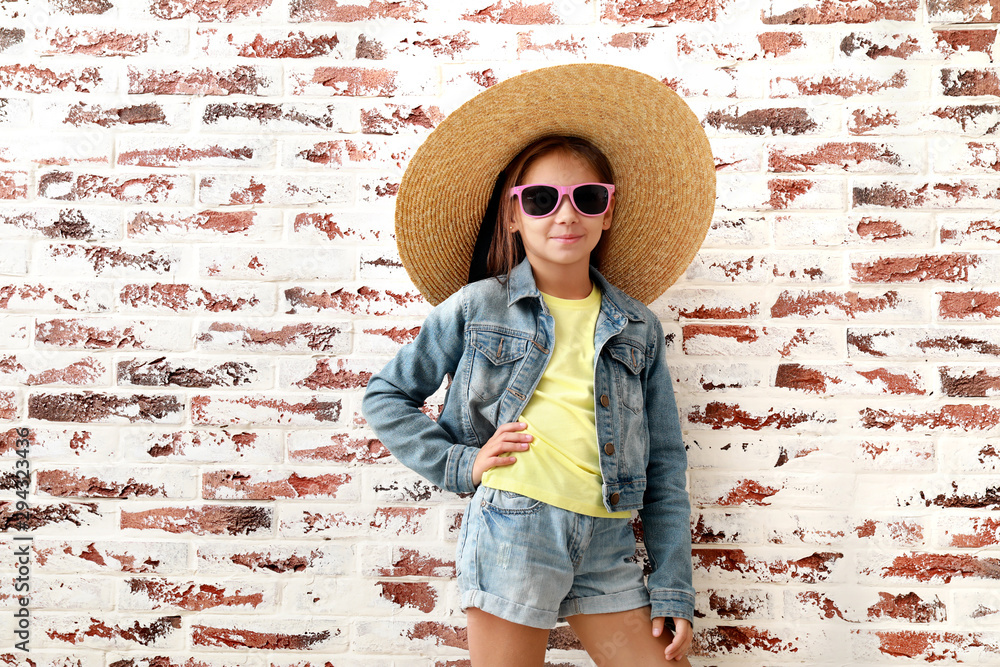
[{"x1": 482, "y1": 282, "x2": 630, "y2": 518}]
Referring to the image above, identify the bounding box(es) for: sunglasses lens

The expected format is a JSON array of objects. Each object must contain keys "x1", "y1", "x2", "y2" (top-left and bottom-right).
[
  {"x1": 573, "y1": 184, "x2": 610, "y2": 215},
  {"x1": 520, "y1": 185, "x2": 559, "y2": 217}
]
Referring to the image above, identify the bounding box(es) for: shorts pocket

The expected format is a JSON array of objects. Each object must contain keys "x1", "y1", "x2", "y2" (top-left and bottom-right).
[{"x1": 481, "y1": 488, "x2": 544, "y2": 515}]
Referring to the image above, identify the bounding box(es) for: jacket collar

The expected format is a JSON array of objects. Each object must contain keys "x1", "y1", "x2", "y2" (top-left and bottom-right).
[{"x1": 505, "y1": 257, "x2": 646, "y2": 322}]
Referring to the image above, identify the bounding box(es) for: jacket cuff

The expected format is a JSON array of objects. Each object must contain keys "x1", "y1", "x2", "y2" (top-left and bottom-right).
[
  {"x1": 649, "y1": 589, "x2": 695, "y2": 626},
  {"x1": 446, "y1": 443, "x2": 478, "y2": 494}
]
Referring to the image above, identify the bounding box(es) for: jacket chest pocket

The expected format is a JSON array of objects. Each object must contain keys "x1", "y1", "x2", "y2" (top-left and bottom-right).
[
  {"x1": 467, "y1": 328, "x2": 531, "y2": 403},
  {"x1": 607, "y1": 341, "x2": 645, "y2": 415}
]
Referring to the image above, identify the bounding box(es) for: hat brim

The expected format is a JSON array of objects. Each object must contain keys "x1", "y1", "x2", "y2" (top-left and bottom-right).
[{"x1": 395, "y1": 63, "x2": 716, "y2": 306}]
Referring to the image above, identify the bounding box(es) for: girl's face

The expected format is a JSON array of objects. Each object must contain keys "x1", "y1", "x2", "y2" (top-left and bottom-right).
[{"x1": 511, "y1": 150, "x2": 614, "y2": 281}]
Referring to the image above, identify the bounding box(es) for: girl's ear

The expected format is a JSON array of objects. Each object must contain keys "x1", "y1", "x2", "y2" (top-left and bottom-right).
[{"x1": 602, "y1": 196, "x2": 615, "y2": 230}]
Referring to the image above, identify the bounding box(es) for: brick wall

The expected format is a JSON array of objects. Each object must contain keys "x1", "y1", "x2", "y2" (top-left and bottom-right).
[{"x1": 1, "y1": 0, "x2": 998, "y2": 664}]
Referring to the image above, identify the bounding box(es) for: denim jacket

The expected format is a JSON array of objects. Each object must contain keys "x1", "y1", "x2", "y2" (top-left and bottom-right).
[{"x1": 362, "y1": 257, "x2": 694, "y2": 623}]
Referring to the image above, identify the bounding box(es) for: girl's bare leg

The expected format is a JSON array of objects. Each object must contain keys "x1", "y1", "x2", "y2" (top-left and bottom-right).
[
  {"x1": 566, "y1": 607, "x2": 692, "y2": 667},
  {"x1": 467, "y1": 607, "x2": 550, "y2": 667}
]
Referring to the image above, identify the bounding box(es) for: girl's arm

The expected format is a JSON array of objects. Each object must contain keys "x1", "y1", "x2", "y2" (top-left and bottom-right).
[
  {"x1": 361, "y1": 288, "x2": 479, "y2": 494},
  {"x1": 638, "y1": 317, "x2": 695, "y2": 626}
]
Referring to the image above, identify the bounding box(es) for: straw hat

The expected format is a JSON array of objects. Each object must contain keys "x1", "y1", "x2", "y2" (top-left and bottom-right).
[{"x1": 395, "y1": 63, "x2": 716, "y2": 306}]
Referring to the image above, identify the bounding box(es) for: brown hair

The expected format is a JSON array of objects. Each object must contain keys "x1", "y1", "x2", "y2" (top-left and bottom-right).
[{"x1": 484, "y1": 135, "x2": 615, "y2": 281}]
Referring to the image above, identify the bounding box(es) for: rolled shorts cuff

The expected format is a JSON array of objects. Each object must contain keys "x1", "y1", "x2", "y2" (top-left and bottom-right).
[
  {"x1": 462, "y1": 589, "x2": 555, "y2": 629},
  {"x1": 558, "y1": 585, "x2": 650, "y2": 619}
]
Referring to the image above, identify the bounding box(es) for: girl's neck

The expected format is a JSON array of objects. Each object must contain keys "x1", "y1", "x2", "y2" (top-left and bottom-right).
[{"x1": 530, "y1": 262, "x2": 594, "y2": 300}]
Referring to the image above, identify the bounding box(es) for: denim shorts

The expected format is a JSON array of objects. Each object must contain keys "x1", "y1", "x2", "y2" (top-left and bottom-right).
[{"x1": 455, "y1": 484, "x2": 650, "y2": 629}]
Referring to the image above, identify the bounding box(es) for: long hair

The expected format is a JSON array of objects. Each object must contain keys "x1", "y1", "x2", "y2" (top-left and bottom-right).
[{"x1": 484, "y1": 135, "x2": 615, "y2": 282}]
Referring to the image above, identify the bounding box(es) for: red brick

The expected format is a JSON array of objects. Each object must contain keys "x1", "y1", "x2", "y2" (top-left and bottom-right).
[
  {"x1": 692, "y1": 513, "x2": 763, "y2": 544},
  {"x1": 851, "y1": 216, "x2": 927, "y2": 244},
  {"x1": 284, "y1": 285, "x2": 425, "y2": 316},
  {"x1": 42, "y1": 244, "x2": 176, "y2": 277},
  {"x1": 774, "y1": 363, "x2": 924, "y2": 395},
  {"x1": 939, "y1": 291, "x2": 1000, "y2": 319},
  {"x1": 38, "y1": 171, "x2": 190, "y2": 204},
  {"x1": 121, "y1": 505, "x2": 271, "y2": 536},
  {"x1": 704, "y1": 106, "x2": 824, "y2": 135},
  {"x1": 131, "y1": 429, "x2": 281, "y2": 462},
  {"x1": 289, "y1": 0, "x2": 427, "y2": 22},
  {"x1": 281, "y1": 506, "x2": 430, "y2": 538},
  {"x1": 697, "y1": 590, "x2": 774, "y2": 620},
  {"x1": 43, "y1": 27, "x2": 183, "y2": 57},
  {"x1": 854, "y1": 180, "x2": 1000, "y2": 208},
  {"x1": 54, "y1": 100, "x2": 170, "y2": 129},
  {"x1": 934, "y1": 28, "x2": 997, "y2": 57},
  {"x1": 191, "y1": 394, "x2": 341, "y2": 425},
  {"x1": 123, "y1": 578, "x2": 269, "y2": 612},
  {"x1": 762, "y1": 0, "x2": 917, "y2": 23},
  {"x1": 377, "y1": 581, "x2": 438, "y2": 613},
  {"x1": 197, "y1": 543, "x2": 349, "y2": 575},
  {"x1": 0, "y1": 170, "x2": 28, "y2": 198},
  {"x1": 0, "y1": 283, "x2": 110, "y2": 312},
  {"x1": 771, "y1": 289, "x2": 911, "y2": 319},
  {"x1": 285, "y1": 138, "x2": 411, "y2": 170},
  {"x1": 0, "y1": 500, "x2": 105, "y2": 531},
  {"x1": 683, "y1": 324, "x2": 829, "y2": 357},
  {"x1": 940, "y1": 216, "x2": 1000, "y2": 245},
  {"x1": 43, "y1": 615, "x2": 181, "y2": 648},
  {"x1": 34, "y1": 318, "x2": 186, "y2": 351},
  {"x1": 941, "y1": 516, "x2": 1000, "y2": 547},
  {"x1": 848, "y1": 327, "x2": 1000, "y2": 358},
  {"x1": 197, "y1": 27, "x2": 341, "y2": 59},
  {"x1": 768, "y1": 141, "x2": 913, "y2": 172},
  {"x1": 117, "y1": 357, "x2": 265, "y2": 388},
  {"x1": 0, "y1": 27, "x2": 25, "y2": 53},
  {"x1": 128, "y1": 209, "x2": 272, "y2": 240},
  {"x1": 602, "y1": 0, "x2": 734, "y2": 23},
  {"x1": 291, "y1": 65, "x2": 413, "y2": 96},
  {"x1": 0, "y1": 64, "x2": 106, "y2": 93},
  {"x1": 942, "y1": 68, "x2": 1000, "y2": 96},
  {"x1": 772, "y1": 70, "x2": 909, "y2": 97},
  {"x1": 287, "y1": 433, "x2": 389, "y2": 466},
  {"x1": 852, "y1": 254, "x2": 980, "y2": 282},
  {"x1": 360, "y1": 103, "x2": 445, "y2": 134},
  {"x1": 28, "y1": 391, "x2": 183, "y2": 423},
  {"x1": 201, "y1": 101, "x2": 349, "y2": 133},
  {"x1": 202, "y1": 469, "x2": 353, "y2": 500},
  {"x1": 694, "y1": 548, "x2": 844, "y2": 583},
  {"x1": 461, "y1": 1, "x2": 562, "y2": 24},
  {"x1": 860, "y1": 403, "x2": 1000, "y2": 431},
  {"x1": 119, "y1": 283, "x2": 268, "y2": 313},
  {"x1": 36, "y1": 468, "x2": 191, "y2": 498},
  {"x1": 688, "y1": 401, "x2": 834, "y2": 430},
  {"x1": 118, "y1": 141, "x2": 259, "y2": 168},
  {"x1": 128, "y1": 65, "x2": 277, "y2": 95},
  {"x1": 150, "y1": 0, "x2": 274, "y2": 20},
  {"x1": 35, "y1": 539, "x2": 187, "y2": 574},
  {"x1": 198, "y1": 173, "x2": 349, "y2": 206},
  {"x1": 191, "y1": 623, "x2": 338, "y2": 650},
  {"x1": 940, "y1": 366, "x2": 1000, "y2": 396},
  {"x1": 196, "y1": 321, "x2": 347, "y2": 352},
  {"x1": 692, "y1": 625, "x2": 803, "y2": 657}
]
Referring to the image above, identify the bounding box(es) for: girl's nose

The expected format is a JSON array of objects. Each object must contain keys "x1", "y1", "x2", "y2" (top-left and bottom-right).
[{"x1": 552, "y1": 193, "x2": 578, "y2": 221}]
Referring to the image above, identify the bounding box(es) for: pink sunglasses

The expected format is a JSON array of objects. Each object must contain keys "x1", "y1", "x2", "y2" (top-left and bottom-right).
[{"x1": 509, "y1": 182, "x2": 615, "y2": 218}]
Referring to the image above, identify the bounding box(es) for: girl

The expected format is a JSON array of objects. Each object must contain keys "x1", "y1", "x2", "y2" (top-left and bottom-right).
[{"x1": 363, "y1": 64, "x2": 715, "y2": 666}]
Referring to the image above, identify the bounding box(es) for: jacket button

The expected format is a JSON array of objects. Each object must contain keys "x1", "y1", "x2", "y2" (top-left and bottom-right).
[
  {"x1": 609, "y1": 492, "x2": 620, "y2": 505},
  {"x1": 600, "y1": 394, "x2": 609, "y2": 407},
  {"x1": 604, "y1": 442, "x2": 615, "y2": 455}
]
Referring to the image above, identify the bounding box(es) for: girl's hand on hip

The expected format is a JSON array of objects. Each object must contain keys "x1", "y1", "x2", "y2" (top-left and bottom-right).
[
  {"x1": 653, "y1": 617, "x2": 692, "y2": 662},
  {"x1": 472, "y1": 421, "x2": 532, "y2": 486}
]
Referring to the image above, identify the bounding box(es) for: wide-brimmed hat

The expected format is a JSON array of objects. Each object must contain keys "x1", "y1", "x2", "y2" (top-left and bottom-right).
[{"x1": 395, "y1": 63, "x2": 716, "y2": 306}]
